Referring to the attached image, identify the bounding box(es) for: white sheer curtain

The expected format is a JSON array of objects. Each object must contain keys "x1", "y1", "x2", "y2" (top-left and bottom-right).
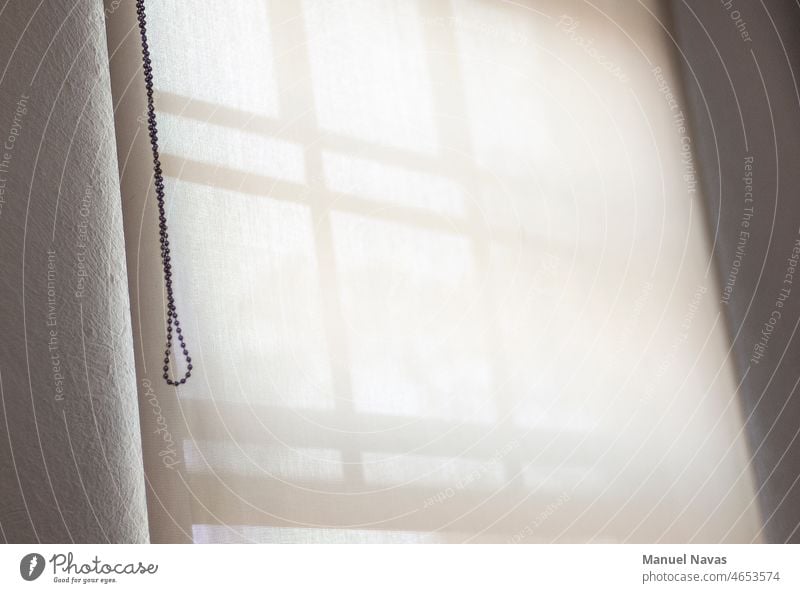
[{"x1": 108, "y1": 0, "x2": 761, "y2": 543}]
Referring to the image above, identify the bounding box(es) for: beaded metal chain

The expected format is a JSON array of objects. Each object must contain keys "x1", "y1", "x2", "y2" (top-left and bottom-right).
[{"x1": 135, "y1": 0, "x2": 193, "y2": 386}]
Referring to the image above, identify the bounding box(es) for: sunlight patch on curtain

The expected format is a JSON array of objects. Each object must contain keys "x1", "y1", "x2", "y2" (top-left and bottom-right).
[{"x1": 137, "y1": 0, "x2": 762, "y2": 543}]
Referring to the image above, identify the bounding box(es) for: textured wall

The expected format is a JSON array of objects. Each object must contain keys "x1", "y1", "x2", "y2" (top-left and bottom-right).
[{"x1": 0, "y1": 1, "x2": 148, "y2": 542}]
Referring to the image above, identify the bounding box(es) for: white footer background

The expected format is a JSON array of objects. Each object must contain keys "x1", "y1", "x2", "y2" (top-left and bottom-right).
[{"x1": 0, "y1": 544, "x2": 795, "y2": 592}]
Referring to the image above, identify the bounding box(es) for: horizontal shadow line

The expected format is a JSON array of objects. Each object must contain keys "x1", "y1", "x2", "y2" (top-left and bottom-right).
[
  {"x1": 178, "y1": 398, "x2": 601, "y2": 466},
  {"x1": 154, "y1": 90, "x2": 455, "y2": 178},
  {"x1": 161, "y1": 153, "x2": 546, "y2": 249},
  {"x1": 182, "y1": 471, "x2": 593, "y2": 537}
]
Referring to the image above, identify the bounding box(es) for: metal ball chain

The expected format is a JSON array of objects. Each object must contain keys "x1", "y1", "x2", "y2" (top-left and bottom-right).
[{"x1": 135, "y1": 0, "x2": 193, "y2": 386}]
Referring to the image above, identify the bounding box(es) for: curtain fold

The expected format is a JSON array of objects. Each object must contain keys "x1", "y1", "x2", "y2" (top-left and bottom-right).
[
  {"x1": 0, "y1": 0, "x2": 148, "y2": 543},
  {"x1": 669, "y1": 0, "x2": 800, "y2": 543},
  {"x1": 105, "y1": 0, "x2": 195, "y2": 543}
]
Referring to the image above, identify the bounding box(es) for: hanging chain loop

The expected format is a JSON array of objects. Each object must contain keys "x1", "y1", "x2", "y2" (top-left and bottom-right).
[{"x1": 135, "y1": 0, "x2": 193, "y2": 386}]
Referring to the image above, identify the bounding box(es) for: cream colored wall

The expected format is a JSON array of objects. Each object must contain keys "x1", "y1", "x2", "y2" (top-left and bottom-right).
[{"x1": 108, "y1": 0, "x2": 761, "y2": 543}]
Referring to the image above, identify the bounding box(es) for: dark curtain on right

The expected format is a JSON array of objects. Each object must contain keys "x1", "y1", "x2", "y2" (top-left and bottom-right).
[{"x1": 670, "y1": 0, "x2": 800, "y2": 543}]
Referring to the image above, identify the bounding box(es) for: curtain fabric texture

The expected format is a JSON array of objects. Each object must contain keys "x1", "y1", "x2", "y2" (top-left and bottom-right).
[
  {"x1": 0, "y1": 0, "x2": 148, "y2": 543},
  {"x1": 106, "y1": 0, "x2": 760, "y2": 543}
]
